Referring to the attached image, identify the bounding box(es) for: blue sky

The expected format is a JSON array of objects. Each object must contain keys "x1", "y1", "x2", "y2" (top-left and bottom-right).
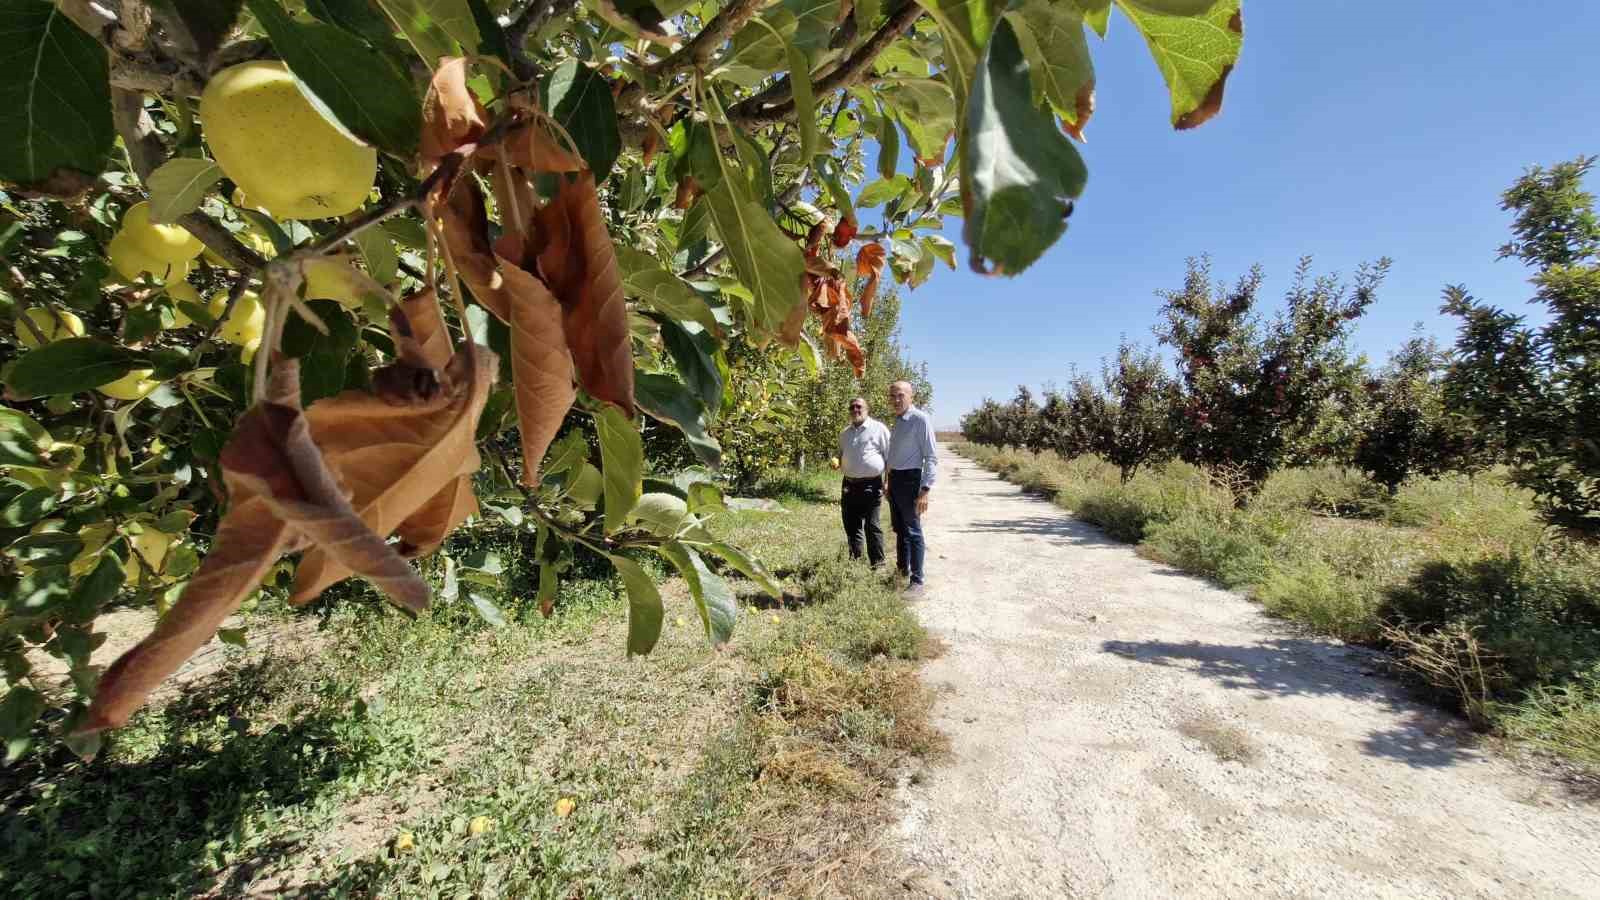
[{"x1": 887, "y1": 2, "x2": 1600, "y2": 427}]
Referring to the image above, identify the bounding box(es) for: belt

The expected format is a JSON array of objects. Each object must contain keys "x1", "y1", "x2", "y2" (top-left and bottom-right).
[
  {"x1": 889, "y1": 468, "x2": 921, "y2": 475},
  {"x1": 843, "y1": 474, "x2": 882, "y2": 484}
]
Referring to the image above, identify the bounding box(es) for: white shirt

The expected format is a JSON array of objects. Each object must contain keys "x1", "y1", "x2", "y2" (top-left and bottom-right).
[
  {"x1": 839, "y1": 417, "x2": 891, "y2": 478},
  {"x1": 887, "y1": 406, "x2": 938, "y2": 490}
]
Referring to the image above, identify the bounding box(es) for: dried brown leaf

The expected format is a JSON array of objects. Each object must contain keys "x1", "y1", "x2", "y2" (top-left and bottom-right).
[
  {"x1": 421, "y1": 57, "x2": 490, "y2": 166},
  {"x1": 438, "y1": 179, "x2": 511, "y2": 322},
  {"x1": 290, "y1": 347, "x2": 498, "y2": 604},
  {"x1": 533, "y1": 174, "x2": 634, "y2": 415},
  {"x1": 393, "y1": 289, "x2": 453, "y2": 371},
  {"x1": 395, "y1": 475, "x2": 477, "y2": 558},
  {"x1": 497, "y1": 254, "x2": 577, "y2": 484}
]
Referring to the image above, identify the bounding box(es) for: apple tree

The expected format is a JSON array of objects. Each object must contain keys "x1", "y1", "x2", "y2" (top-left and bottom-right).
[{"x1": 0, "y1": 0, "x2": 1245, "y2": 757}]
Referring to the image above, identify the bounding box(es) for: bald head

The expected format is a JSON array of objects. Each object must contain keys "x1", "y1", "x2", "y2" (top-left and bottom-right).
[{"x1": 889, "y1": 381, "x2": 914, "y2": 415}]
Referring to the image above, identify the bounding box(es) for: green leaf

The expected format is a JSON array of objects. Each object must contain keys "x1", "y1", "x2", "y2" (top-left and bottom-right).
[
  {"x1": 0, "y1": 3, "x2": 113, "y2": 187},
  {"x1": 5, "y1": 533, "x2": 81, "y2": 568},
  {"x1": 62, "y1": 554, "x2": 124, "y2": 623},
  {"x1": 1122, "y1": 0, "x2": 1216, "y2": 15},
  {"x1": 306, "y1": 0, "x2": 404, "y2": 49},
  {"x1": 783, "y1": 0, "x2": 840, "y2": 59},
  {"x1": 7, "y1": 564, "x2": 69, "y2": 613},
  {"x1": 636, "y1": 372, "x2": 722, "y2": 467},
  {"x1": 0, "y1": 409, "x2": 50, "y2": 468},
  {"x1": 694, "y1": 540, "x2": 782, "y2": 600},
  {"x1": 659, "y1": 319, "x2": 723, "y2": 413},
  {"x1": 922, "y1": 233, "x2": 957, "y2": 269},
  {"x1": 1075, "y1": 0, "x2": 1111, "y2": 35},
  {"x1": 962, "y1": 19, "x2": 1087, "y2": 275},
  {"x1": 788, "y1": 41, "x2": 821, "y2": 165},
  {"x1": 616, "y1": 245, "x2": 723, "y2": 334},
  {"x1": 702, "y1": 153, "x2": 807, "y2": 337},
  {"x1": 246, "y1": 0, "x2": 423, "y2": 156},
  {"x1": 657, "y1": 541, "x2": 738, "y2": 644},
  {"x1": 877, "y1": 110, "x2": 901, "y2": 179},
  {"x1": 217, "y1": 626, "x2": 248, "y2": 647},
  {"x1": 5, "y1": 338, "x2": 141, "y2": 399},
  {"x1": 609, "y1": 554, "x2": 664, "y2": 655},
  {"x1": 881, "y1": 79, "x2": 957, "y2": 161},
  {"x1": 911, "y1": 0, "x2": 996, "y2": 128},
  {"x1": 162, "y1": 0, "x2": 247, "y2": 59},
  {"x1": 373, "y1": 0, "x2": 482, "y2": 65},
  {"x1": 725, "y1": 7, "x2": 797, "y2": 78},
  {"x1": 540, "y1": 59, "x2": 622, "y2": 181},
  {"x1": 0, "y1": 686, "x2": 46, "y2": 764},
  {"x1": 858, "y1": 175, "x2": 912, "y2": 208},
  {"x1": 812, "y1": 157, "x2": 856, "y2": 223},
  {"x1": 594, "y1": 403, "x2": 643, "y2": 533},
  {"x1": 1005, "y1": 0, "x2": 1094, "y2": 132},
  {"x1": 685, "y1": 479, "x2": 726, "y2": 514},
  {"x1": 856, "y1": 0, "x2": 882, "y2": 29},
  {"x1": 281, "y1": 300, "x2": 358, "y2": 404},
  {"x1": 1116, "y1": 0, "x2": 1242, "y2": 129},
  {"x1": 145, "y1": 158, "x2": 224, "y2": 225},
  {"x1": 354, "y1": 226, "x2": 399, "y2": 286},
  {"x1": 467, "y1": 592, "x2": 508, "y2": 626},
  {"x1": 543, "y1": 430, "x2": 590, "y2": 479}
]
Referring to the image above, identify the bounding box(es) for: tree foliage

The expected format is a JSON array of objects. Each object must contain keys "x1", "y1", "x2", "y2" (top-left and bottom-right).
[
  {"x1": 1352, "y1": 336, "x2": 1468, "y2": 492},
  {"x1": 1442, "y1": 156, "x2": 1600, "y2": 534}
]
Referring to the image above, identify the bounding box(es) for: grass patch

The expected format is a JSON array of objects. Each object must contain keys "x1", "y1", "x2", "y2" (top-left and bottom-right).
[
  {"x1": 1176, "y1": 717, "x2": 1256, "y2": 764},
  {"x1": 956, "y1": 441, "x2": 1600, "y2": 770},
  {"x1": 1, "y1": 468, "x2": 941, "y2": 897}
]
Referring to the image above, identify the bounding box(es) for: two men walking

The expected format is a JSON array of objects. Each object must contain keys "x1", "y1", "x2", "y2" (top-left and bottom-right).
[{"x1": 834, "y1": 381, "x2": 937, "y2": 596}]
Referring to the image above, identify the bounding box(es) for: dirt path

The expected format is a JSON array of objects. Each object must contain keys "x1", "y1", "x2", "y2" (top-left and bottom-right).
[{"x1": 895, "y1": 445, "x2": 1600, "y2": 899}]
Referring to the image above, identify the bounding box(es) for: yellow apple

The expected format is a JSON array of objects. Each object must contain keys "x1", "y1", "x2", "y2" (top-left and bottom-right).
[
  {"x1": 15, "y1": 307, "x2": 84, "y2": 349},
  {"x1": 122, "y1": 527, "x2": 172, "y2": 580},
  {"x1": 109, "y1": 232, "x2": 192, "y2": 282},
  {"x1": 220, "y1": 290, "x2": 265, "y2": 347},
  {"x1": 200, "y1": 61, "x2": 377, "y2": 220},
  {"x1": 97, "y1": 368, "x2": 161, "y2": 401},
  {"x1": 300, "y1": 256, "x2": 376, "y2": 308},
  {"x1": 167, "y1": 281, "x2": 226, "y2": 328},
  {"x1": 120, "y1": 201, "x2": 204, "y2": 264}
]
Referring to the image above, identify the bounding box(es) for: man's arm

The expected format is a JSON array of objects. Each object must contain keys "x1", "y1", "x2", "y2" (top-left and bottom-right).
[{"x1": 919, "y1": 413, "x2": 938, "y2": 492}]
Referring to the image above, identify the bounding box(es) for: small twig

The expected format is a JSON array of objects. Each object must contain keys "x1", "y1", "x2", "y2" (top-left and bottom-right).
[
  {"x1": 300, "y1": 156, "x2": 462, "y2": 258},
  {"x1": 505, "y1": 0, "x2": 577, "y2": 80},
  {"x1": 682, "y1": 247, "x2": 727, "y2": 280}
]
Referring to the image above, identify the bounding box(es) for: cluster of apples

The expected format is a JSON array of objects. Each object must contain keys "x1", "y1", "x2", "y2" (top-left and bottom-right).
[{"x1": 12, "y1": 60, "x2": 382, "y2": 402}]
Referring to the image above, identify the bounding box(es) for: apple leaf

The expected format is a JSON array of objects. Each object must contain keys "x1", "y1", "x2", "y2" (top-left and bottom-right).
[
  {"x1": 858, "y1": 174, "x2": 911, "y2": 208},
  {"x1": 656, "y1": 541, "x2": 738, "y2": 644},
  {"x1": 635, "y1": 372, "x2": 722, "y2": 468},
  {"x1": 373, "y1": 0, "x2": 482, "y2": 66},
  {"x1": 247, "y1": 0, "x2": 422, "y2": 156},
  {"x1": 146, "y1": 158, "x2": 223, "y2": 224},
  {"x1": 616, "y1": 245, "x2": 724, "y2": 335},
  {"x1": 5, "y1": 338, "x2": 140, "y2": 399},
  {"x1": 0, "y1": 3, "x2": 113, "y2": 188},
  {"x1": 1115, "y1": 0, "x2": 1242, "y2": 129},
  {"x1": 702, "y1": 150, "x2": 807, "y2": 337},
  {"x1": 609, "y1": 553, "x2": 664, "y2": 655},
  {"x1": 594, "y1": 403, "x2": 643, "y2": 533},
  {"x1": 911, "y1": 0, "x2": 996, "y2": 124},
  {"x1": 540, "y1": 60, "x2": 621, "y2": 181},
  {"x1": 1005, "y1": 0, "x2": 1095, "y2": 138},
  {"x1": 658, "y1": 319, "x2": 723, "y2": 413},
  {"x1": 962, "y1": 18, "x2": 1087, "y2": 275}
]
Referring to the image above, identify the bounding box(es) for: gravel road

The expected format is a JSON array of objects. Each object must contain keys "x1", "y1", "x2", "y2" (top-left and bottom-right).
[{"x1": 894, "y1": 444, "x2": 1600, "y2": 899}]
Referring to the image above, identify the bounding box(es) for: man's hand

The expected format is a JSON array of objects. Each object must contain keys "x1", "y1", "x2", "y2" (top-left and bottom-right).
[
  {"x1": 917, "y1": 491, "x2": 929, "y2": 516},
  {"x1": 829, "y1": 456, "x2": 841, "y2": 470}
]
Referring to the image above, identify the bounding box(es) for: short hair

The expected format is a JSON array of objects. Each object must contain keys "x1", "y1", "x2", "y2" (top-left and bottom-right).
[{"x1": 849, "y1": 397, "x2": 867, "y2": 408}]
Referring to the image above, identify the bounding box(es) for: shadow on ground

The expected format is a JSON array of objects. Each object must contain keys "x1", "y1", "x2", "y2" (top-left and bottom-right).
[
  {"x1": 0, "y1": 661, "x2": 386, "y2": 897},
  {"x1": 957, "y1": 515, "x2": 1134, "y2": 551},
  {"x1": 1102, "y1": 638, "x2": 1481, "y2": 768}
]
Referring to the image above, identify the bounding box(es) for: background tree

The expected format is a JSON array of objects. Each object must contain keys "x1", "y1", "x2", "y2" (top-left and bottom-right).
[
  {"x1": 1156, "y1": 255, "x2": 1385, "y2": 500},
  {"x1": 1352, "y1": 335, "x2": 1467, "y2": 492},
  {"x1": 1000, "y1": 384, "x2": 1040, "y2": 449},
  {"x1": 1442, "y1": 156, "x2": 1600, "y2": 534},
  {"x1": 1091, "y1": 340, "x2": 1180, "y2": 483},
  {"x1": 959, "y1": 397, "x2": 1006, "y2": 446}
]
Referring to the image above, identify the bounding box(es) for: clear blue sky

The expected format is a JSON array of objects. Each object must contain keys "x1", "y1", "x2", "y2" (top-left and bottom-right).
[{"x1": 888, "y1": 2, "x2": 1600, "y2": 427}]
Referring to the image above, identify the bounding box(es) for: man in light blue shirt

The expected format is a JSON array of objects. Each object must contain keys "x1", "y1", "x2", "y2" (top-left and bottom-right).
[
  {"x1": 886, "y1": 381, "x2": 936, "y2": 596},
  {"x1": 833, "y1": 397, "x2": 891, "y2": 566}
]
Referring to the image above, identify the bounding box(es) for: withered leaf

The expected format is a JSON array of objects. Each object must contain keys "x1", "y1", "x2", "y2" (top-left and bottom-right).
[
  {"x1": 496, "y1": 254, "x2": 577, "y2": 484},
  {"x1": 856, "y1": 243, "x2": 886, "y2": 318},
  {"x1": 533, "y1": 174, "x2": 634, "y2": 415},
  {"x1": 421, "y1": 57, "x2": 490, "y2": 167},
  {"x1": 394, "y1": 289, "x2": 453, "y2": 371},
  {"x1": 438, "y1": 179, "x2": 511, "y2": 322},
  {"x1": 291, "y1": 346, "x2": 499, "y2": 605},
  {"x1": 83, "y1": 361, "x2": 428, "y2": 735}
]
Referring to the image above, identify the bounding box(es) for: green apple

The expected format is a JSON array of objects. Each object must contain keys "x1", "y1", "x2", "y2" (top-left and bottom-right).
[
  {"x1": 120, "y1": 201, "x2": 204, "y2": 264},
  {"x1": 97, "y1": 368, "x2": 161, "y2": 401},
  {"x1": 14, "y1": 307, "x2": 84, "y2": 349},
  {"x1": 200, "y1": 61, "x2": 377, "y2": 220}
]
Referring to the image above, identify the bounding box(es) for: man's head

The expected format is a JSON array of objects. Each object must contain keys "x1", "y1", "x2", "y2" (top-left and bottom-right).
[
  {"x1": 889, "y1": 381, "x2": 914, "y2": 416},
  {"x1": 848, "y1": 397, "x2": 867, "y2": 425}
]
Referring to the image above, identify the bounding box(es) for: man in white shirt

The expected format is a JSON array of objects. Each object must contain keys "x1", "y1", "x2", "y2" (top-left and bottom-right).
[
  {"x1": 886, "y1": 381, "x2": 937, "y2": 597},
  {"x1": 833, "y1": 396, "x2": 891, "y2": 566}
]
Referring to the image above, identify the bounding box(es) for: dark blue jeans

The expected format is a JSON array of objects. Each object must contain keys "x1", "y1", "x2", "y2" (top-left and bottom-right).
[{"x1": 887, "y1": 469, "x2": 925, "y2": 585}]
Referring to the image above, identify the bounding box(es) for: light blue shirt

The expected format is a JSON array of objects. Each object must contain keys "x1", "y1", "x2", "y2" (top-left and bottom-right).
[
  {"x1": 839, "y1": 418, "x2": 891, "y2": 478},
  {"x1": 887, "y1": 407, "x2": 937, "y2": 490}
]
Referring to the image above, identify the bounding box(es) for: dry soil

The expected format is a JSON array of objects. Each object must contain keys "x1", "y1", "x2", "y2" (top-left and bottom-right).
[{"x1": 895, "y1": 444, "x2": 1600, "y2": 899}]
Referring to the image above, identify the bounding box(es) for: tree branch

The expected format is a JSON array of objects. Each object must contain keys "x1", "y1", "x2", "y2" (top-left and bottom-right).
[
  {"x1": 729, "y1": 3, "x2": 924, "y2": 125},
  {"x1": 505, "y1": 0, "x2": 577, "y2": 80},
  {"x1": 616, "y1": 0, "x2": 766, "y2": 120}
]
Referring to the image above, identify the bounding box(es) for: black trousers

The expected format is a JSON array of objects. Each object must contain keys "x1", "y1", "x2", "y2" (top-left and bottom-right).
[{"x1": 841, "y1": 476, "x2": 885, "y2": 566}]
